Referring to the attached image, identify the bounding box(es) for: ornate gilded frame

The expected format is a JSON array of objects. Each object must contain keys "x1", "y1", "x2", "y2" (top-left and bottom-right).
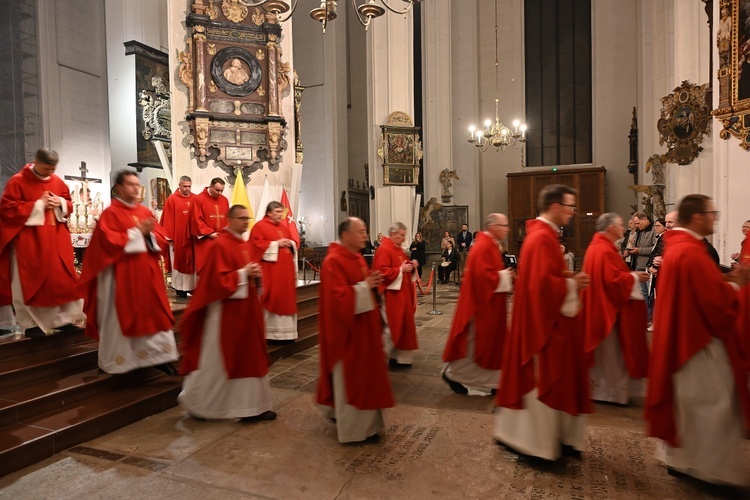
[
  {"x1": 713, "y1": 0, "x2": 750, "y2": 150},
  {"x1": 656, "y1": 80, "x2": 712, "y2": 165},
  {"x1": 377, "y1": 112, "x2": 423, "y2": 186}
]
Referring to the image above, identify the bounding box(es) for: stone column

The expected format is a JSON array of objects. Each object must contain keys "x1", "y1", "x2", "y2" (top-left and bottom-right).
[{"x1": 366, "y1": 8, "x2": 416, "y2": 238}]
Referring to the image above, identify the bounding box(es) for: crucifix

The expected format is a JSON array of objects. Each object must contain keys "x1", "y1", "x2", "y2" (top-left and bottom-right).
[
  {"x1": 63, "y1": 161, "x2": 104, "y2": 234},
  {"x1": 64, "y1": 161, "x2": 103, "y2": 184}
]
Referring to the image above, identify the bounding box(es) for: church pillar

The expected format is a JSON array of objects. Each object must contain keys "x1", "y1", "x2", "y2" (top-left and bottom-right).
[
  {"x1": 421, "y1": 0, "x2": 453, "y2": 206},
  {"x1": 366, "y1": 8, "x2": 416, "y2": 239}
]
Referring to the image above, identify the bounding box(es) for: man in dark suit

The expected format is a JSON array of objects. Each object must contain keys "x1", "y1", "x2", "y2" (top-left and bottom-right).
[{"x1": 456, "y1": 223, "x2": 472, "y2": 281}]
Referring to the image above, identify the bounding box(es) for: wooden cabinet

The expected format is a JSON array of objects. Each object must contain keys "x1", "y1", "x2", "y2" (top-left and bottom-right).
[{"x1": 506, "y1": 167, "x2": 606, "y2": 262}]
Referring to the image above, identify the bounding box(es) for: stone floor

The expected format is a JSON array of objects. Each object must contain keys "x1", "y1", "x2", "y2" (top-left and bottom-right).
[{"x1": 1, "y1": 283, "x2": 747, "y2": 499}]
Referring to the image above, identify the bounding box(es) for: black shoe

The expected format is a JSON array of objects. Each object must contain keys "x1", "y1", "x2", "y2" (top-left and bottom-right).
[
  {"x1": 154, "y1": 363, "x2": 179, "y2": 376},
  {"x1": 175, "y1": 290, "x2": 189, "y2": 298},
  {"x1": 267, "y1": 339, "x2": 295, "y2": 346},
  {"x1": 362, "y1": 433, "x2": 381, "y2": 443},
  {"x1": 388, "y1": 359, "x2": 412, "y2": 369},
  {"x1": 442, "y1": 373, "x2": 469, "y2": 395},
  {"x1": 54, "y1": 323, "x2": 84, "y2": 332},
  {"x1": 561, "y1": 444, "x2": 582, "y2": 460},
  {"x1": 24, "y1": 327, "x2": 46, "y2": 338},
  {"x1": 240, "y1": 410, "x2": 277, "y2": 422}
]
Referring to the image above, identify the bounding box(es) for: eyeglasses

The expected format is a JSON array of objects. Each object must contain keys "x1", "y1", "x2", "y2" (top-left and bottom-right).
[
  {"x1": 490, "y1": 223, "x2": 509, "y2": 227},
  {"x1": 230, "y1": 216, "x2": 252, "y2": 220},
  {"x1": 697, "y1": 211, "x2": 719, "y2": 215},
  {"x1": 558, "y1": 203, "x2": 577, "y2": 212}
]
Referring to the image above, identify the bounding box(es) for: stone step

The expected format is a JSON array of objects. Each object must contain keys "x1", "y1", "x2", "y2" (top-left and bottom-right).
[
  {"x1": 0, "y1": 345, "x2": 99, "y2": 393},
  {"x1": 0, "y1": 373, "x2": 180, "y2": 478}
]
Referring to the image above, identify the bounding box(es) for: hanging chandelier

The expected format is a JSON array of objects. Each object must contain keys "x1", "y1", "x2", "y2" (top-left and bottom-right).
[
  {"x1": 238, "y1": 0, "x2": 421, "y2": 33},
  {"x1": 467, "y1": 0, "x2": 526, "y2": 152}
]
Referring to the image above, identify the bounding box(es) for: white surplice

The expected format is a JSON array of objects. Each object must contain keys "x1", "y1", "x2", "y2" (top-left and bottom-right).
[
  {"x1": 261, "y1": 240, "x2": 298, "y2": 340},
  {"x1": 168, "y1": 244, "x2": 196, "y2": 292},
  {"x1": 0, "y1": 305, "x2": 16, "y2": 328},
  {"x1": 654, "y1": 337, "x2": 749, "y2": 486},
  {"x1": 96, "y1": 228, "x2": 177, "y2": 374}
]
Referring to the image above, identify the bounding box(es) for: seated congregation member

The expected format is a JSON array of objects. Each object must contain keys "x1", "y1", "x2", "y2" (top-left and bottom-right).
[
  {"x1": 317, "y1": 217, "x2": 395, "y2": 443},
  {"x1": 646, "y1": 194, "x2": 750, "y2": 489},
  {"x1": 249, "y1": 201, "x2": 298, "y2": 342},
  {"x1": 581, "y1": 213, "x2": 649, "y2": 405},
  {"x1": 494, "y1": 184, "x2": 591, "y2": 461},
  {"x1": 79, "y1": 170, "x2": 178, "y2": 375},
  {"x1": 179, "y1": 205, "x2": 276, "y2": 422},
  {"x1": 372, "y1": 222, "x2": 419, "y2": 367},
  {"x1": 438, "y1": 240, "x2": 459, "y2": 284},
  {"x1": 442, "y1": 213, "x2": 513, "y2": 395},
  {"x1": 0, "y1": 148, "x2": 84, "y2": 337}
]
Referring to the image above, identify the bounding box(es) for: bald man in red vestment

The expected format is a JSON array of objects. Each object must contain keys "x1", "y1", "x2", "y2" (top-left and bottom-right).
[
  {"x1": 160, "y1": 175, "x2": 197, "y2": 297},
  {"x1": 79, "y1": 170, "x2": 177, "y2": 375},
  {"x1": 179, "y1": 205, "x2": 276, "y2": 422},
  {"x1": 494, "y1": 184, "x2": 591, "y2": 461},
  {"x1": 0, "y1": 148, "x2": 83, "y2": 337},
  {"x1": 581, "y1": 213, "x2": 649, "y2": 405},
  {"x1": 442, "y1": 213, "x2": 513, "y2": 395},
  {"x1": 190, "y1": 178, "x2": 229, "y2": 276},
  {"x1": 249, "y1": 201, "x2": 298, "y2": 341},
  {"x1": 371, "y1": 222, "x2": 419, "y2": 367},
  {"x1": 317, "y1": 217, "x2": 394, "y2": 443},
  {"x1": 645, "y1": 194, "x2": 750, "y2": 488}
]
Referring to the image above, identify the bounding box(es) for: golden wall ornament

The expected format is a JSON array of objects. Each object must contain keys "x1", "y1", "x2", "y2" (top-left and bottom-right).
[
  {"x1": 182, "y1": 0, "x2": 290, "y2": 177},
  {"x1": 713, "y1": 0, "x2": 750, "y2": 150},
  {"x1": 222, "y1": 0, "x2": 249, "y2": 23},
  {"x1": 206, "y1": 0, "x2": 219, "y2": 20},
  {"x1": 656, "y1": 80, "x2": 711, "y2": 165}
]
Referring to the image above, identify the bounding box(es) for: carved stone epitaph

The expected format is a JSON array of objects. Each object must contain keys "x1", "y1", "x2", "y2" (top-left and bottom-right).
[{"x1": 179, "y1": 0, "x2": 293, "y2": 178}]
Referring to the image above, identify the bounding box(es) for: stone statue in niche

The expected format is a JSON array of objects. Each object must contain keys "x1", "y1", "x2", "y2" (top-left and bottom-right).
[
  {"x1": 646, "y1": 153, "x2": 666, "y2": 185},
  {"x1": 439, "y1": 168, "x2": 459, "y2": 204},
  {"x1": 223, "y1": 58, "x2": 249, "y2": 85}
]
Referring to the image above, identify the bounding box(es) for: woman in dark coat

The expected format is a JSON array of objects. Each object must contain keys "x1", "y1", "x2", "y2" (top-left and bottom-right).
[{"x1": 409, "y1": 232, "x2": 427, "y2": 279}]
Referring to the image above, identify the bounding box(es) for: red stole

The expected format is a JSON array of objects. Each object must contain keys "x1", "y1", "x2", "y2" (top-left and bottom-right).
[
  {"x1": 495, "y1": 219, "x2": 591, "y2": 416},
  {"x1": 443, "y1": 232, "x2": 507, "y2": 370},
  {"x1": 160, "y1": 191, "x2": 197, "y2": 274},
  {"x1": 0, "y1": 166, "x2": 79, "y2": 307},
  {"x1": 581, "y1": 232, "x2": 649, "y2": 378},
  {"x1": 316, "y1": 242, "x2": 394, "y2": 410},
  {"x1": 78, "y1": 199, "x2": 173, "y2": 339},
  {"x1": 371, "y1": 236, "x2": 418, "y2": 350},
  {"x1": 189, "y1": 188, "x2": 229, "y2": 274},
  {"x1": 645, "y1": 230, "x2": 750, "y2": 446},
  {"x1": 248, "y1": 216, "x2": 297, "y2": 316},
  {"x1": 179, "y1": 230, "x2": 268, "y2": 379}
]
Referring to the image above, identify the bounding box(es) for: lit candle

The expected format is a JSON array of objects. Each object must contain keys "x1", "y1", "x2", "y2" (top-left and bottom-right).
[
  {"x1": 83, "y1": 183, "x2": 88, "y2": 207},
  {"x1": 468, "y1": 125, "x2": 475, "y2": 140},
  {"x1": 520, "y1": 124, "x2": 527, "y2": 138},
  {"x1": 513, "y1": 119, "x2": 520, "y2": 134}
]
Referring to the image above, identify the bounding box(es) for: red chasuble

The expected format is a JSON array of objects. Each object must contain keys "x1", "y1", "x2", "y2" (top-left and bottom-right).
[
  {"x1": 78, "y1": 199, "x2": 174, "y2": 339},
  {"x1": 248, "y1": 216, "x2": 297, "y2": 316},
  {"x1": 581, "y1": 232, "x2": 649, "y2": 378},
  {"x1": 179, "y1": 229, "x2": 268, "y2": 379},
  {"x1": 316, "y1": 242, "x2": 394, "y2": 410},
  {"x1": 189, "y1": 188, "x2": 229, "y2": 275},
  {"x1": 443, "y1": 231, "x2": 507, "y2": 370},
  {"x1": 495, "y1": 219, "x2": 591, "y2": 416},
  {"x1": 371, "y1": 236, "x2": 418, "y2": 351},
  {"x1": 160, "y1": 191, "x2": 196, "y2": 274},
  {"x1": 645, "y1": 229, "x2": 750, "y2": 447},
  {"x1": 0, "y1": 218, "x2": 12, "y2": 308},
  {"x1": 0, "y1": 165, "x2": 79, "y2": 307},
  {"x1": 735, "y1": 236, "x2": 750, "y2": 364}
]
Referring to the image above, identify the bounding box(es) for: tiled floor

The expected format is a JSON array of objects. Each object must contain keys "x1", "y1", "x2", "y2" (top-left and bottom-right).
[{"x1": 0, "y1": 282, "x2": 747, "y2": 499}]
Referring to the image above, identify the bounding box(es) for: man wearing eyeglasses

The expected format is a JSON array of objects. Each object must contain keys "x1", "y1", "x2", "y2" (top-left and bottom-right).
[
  {"x1": 494, "y1": 184, "x2": 591, "y2": 461},
  {"x1": 442, "y1": 213, "x2": 514, "y2": 395},
  {"x1": 646, "y1": 194, "x2": 750, "y2": 489},
  {"x1": 179, "y1": 205, "x2": 276, "y2": 422}
]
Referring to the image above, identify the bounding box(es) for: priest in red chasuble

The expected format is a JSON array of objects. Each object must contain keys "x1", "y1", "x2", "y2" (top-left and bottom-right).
[
  {"x1": 0, "y1": 148, "x2": 84, "y2": 337},
  {"x1": 442, "y1": 213, "x2": 513, "y2": 395},
  {"x1": 734, "y1": 223, "x2": 750, "y2": 363},
  {"x1": 249, "y1": 201, "x2": 298, "y2": 341},
  {"x1": 179, "y1": 205, "x2": 276, "y2": 422},
  {"x1": 581, "y1": 213, "x2": 649, "y2": 405},
  {"x1": 79, "y1": 170, "x2": 177, "y2": 375},
  {"x1": 190, "y1": 178, "x2": 229, "y2": 276},
  {"x1": 371, "y1": 222, "x2": 419, "y2": 367},
  {"x1": 317, "y1": 217, "x2": 394, "y2": 443},
  {"x1": 494, "y1": 184, "x2": 591, "y2": 461},
  {"x1": 160, "y1": 175, "x2": 197, "y2": 297},
  {"x1": 645, "y1": 194, "x2": 750, "y2": 488}
]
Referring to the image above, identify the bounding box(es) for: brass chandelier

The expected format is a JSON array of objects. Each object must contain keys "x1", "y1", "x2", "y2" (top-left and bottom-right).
[
  {"x1": 467, "y1": 0, "x2": 526, "y2": 152},
  {"x1": 238, "y1": 0, "x2": 421, "y2": 33}
]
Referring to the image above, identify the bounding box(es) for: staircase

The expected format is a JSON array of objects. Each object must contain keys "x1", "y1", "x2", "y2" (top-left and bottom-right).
[{"x1": 0, "y1": 281, "x2": 320, "y2": 478}]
